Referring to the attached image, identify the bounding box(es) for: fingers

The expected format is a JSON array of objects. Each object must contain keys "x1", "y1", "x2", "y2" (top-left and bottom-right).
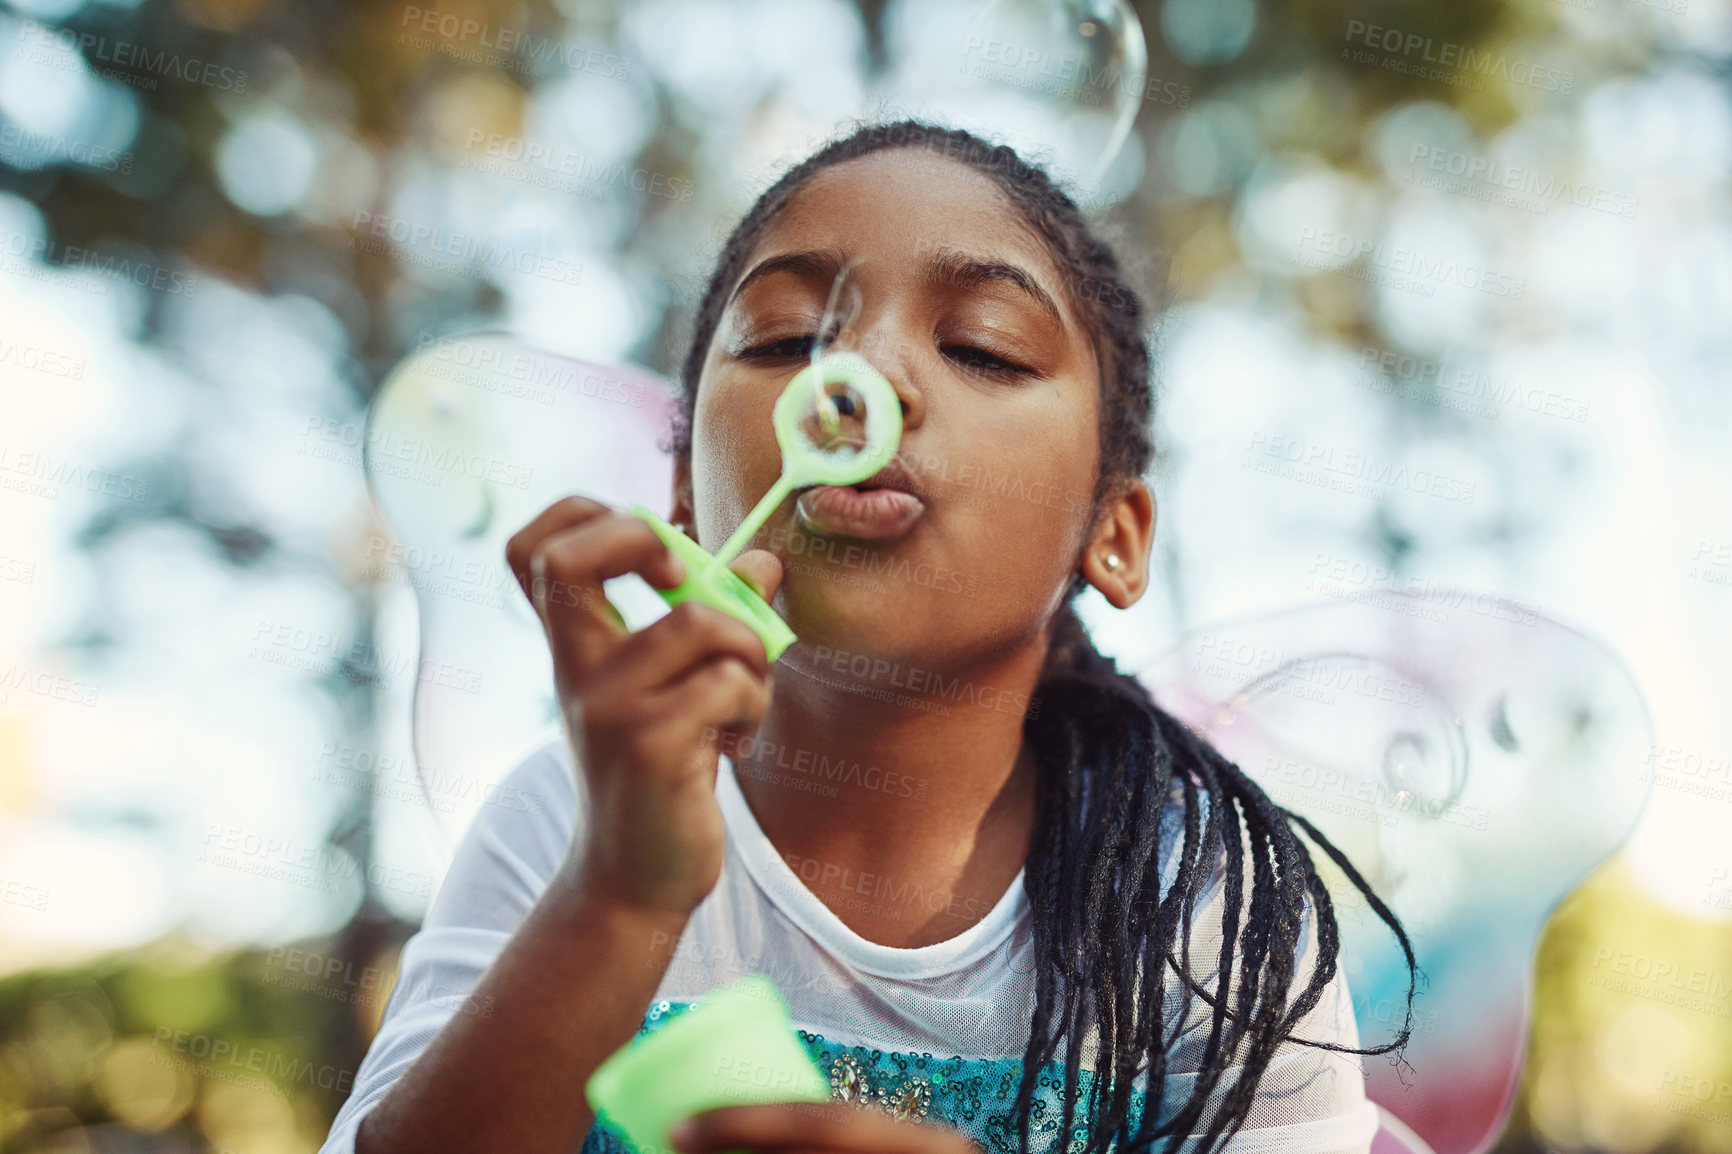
[
  {"x1": 577, "y1": 605, "x2": 772, "y2": 784},
  {"x1": 649, "y1": 649, "x2": 773, "y2": 752},
  {"x1": 504, "y1": 498, "x2": 686, "y2": 676},
  {"x1": 583, "y1": 649, "x2": 770, "y2": 793},
  {"x1": 671, "y1": 1102, "x2": 979, "y2": 1154},
  {"x1": 506, "y1": 496, "x2": 686, "y2": 599},
  {"x1": 729, "y1": 548, "x2": 785, "y2": 604},
  {"x1": 606, "y1": 600, "x2": 771, "y2": 698}
]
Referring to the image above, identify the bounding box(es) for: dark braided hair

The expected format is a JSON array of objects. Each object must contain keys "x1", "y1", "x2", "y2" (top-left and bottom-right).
[{"x1": 667, "y1": 121, "x2": 1418, "y2": 1154}]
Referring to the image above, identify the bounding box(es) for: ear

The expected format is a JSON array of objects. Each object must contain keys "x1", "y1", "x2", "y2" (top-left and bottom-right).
[
  {"x1": 670, "y1": 456, "x2": 696, "y2": 540},
  {"x1": 1078, "y1": 479, "x2": 1155, "y2": 610}
]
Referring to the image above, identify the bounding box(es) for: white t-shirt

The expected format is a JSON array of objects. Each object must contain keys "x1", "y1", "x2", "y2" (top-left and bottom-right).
[{"x1": 319, "y1": 738, "x2": 1379, "y2": 1154}]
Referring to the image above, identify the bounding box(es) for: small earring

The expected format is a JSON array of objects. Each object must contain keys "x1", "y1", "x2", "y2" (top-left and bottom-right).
[{"x1": 1104, "y1": 553, "x2": 1122, "y2": 572}]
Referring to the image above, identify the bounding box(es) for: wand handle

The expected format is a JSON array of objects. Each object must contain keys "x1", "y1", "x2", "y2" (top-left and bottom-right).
[{"x1": 712, "y1": 474, "x2": 797, "y2": 568}]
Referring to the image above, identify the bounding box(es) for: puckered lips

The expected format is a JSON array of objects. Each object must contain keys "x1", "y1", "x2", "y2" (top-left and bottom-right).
[{"x1": 792, "y1": 460, "x2": 926, "y2": 542}]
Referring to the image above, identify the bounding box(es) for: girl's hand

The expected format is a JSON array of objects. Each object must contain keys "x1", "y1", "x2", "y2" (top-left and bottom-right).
[
  {"x1": 505, "y1": 496, "x2": 783, "y2": 917},
  {"x1": 670, "y1": 1103, "x2": 982, "y2": 1154}
]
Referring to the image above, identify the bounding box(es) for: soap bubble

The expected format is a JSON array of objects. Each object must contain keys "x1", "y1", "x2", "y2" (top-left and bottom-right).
[
  {"x1": 879, "y1": 0, "x2": 1149, "y2": 203},
  {"x1": 363, "y1": 333, "x2": 679, "y2": 852}
]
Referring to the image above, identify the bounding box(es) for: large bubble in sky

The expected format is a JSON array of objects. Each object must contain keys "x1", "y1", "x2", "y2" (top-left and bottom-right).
[{"x1": 877, "y1": 0, "x2": 1150, "y2": 205}]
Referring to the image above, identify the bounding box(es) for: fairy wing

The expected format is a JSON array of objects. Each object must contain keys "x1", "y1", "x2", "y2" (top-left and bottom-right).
[
  {"x1": 363, "y1": 333, "x2": 681, "y2": 855},
  {"x1": 1135, "y1": 594, "x2": 1653, "y2": 1154}
]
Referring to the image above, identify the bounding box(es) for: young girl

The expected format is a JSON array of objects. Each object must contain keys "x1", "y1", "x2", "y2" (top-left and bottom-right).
[{"x1": 321, "y1": 121, "x2": 1413, "y2": 1154}]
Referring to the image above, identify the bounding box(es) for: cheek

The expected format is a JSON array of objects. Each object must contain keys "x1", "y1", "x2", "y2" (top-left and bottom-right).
[
  {"x1": 938, "y1": 436, "x2": 1095, "y2": 600},
  {"x1": 974, "y1": 481, "x2": 1090, "y2": 590},
  {"x1": 691, "y1": 375, "x2": 782, "y2": 534}
]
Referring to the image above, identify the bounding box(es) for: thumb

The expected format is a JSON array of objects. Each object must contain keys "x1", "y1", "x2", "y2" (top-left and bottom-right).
[{"x1": 728, "y1": 548, "x2": 783, "y2": 604}]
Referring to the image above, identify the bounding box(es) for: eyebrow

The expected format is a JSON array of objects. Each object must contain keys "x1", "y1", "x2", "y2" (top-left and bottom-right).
[
  {"x1": 726, "y1": 245, "x2": 1065, "y2": 329},
  {"x1": 728, "y1": 249, "x2": 845, "y2": 307},
  {"x1": 924, "y1": 246, "x2": 1063, "y2": 329}
]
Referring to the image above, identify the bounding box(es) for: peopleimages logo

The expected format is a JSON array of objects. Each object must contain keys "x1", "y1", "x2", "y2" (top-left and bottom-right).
[
  {"x1": 300, "y1": 416, "x2": 536, "y2": 490},
  {"x1": 0, "y1": 337, "x2": 87, "y2": 380},
  {"x1": 397, "y1": 6, "x2": 631, "y2": 80},
  {"x1": 16, "y1": 19, "x2": 249, "y2": 91},
  {"x1": 0, "y1": 443, "x2": 150, "y2": 504},
  {"x1": 1295, "y1": 228, "x2": 1526, "y2": 300},
  {"x1": 0, "y1": 664, "x2": 100, "y2": 707},
  {"x1": 1341, "y1": 20, "x2": 1573, "y2": 94},
  {"x1": 0, "y1": 227, "x2": 200, "y2": 296},
  {"x1": 1357, "y1": 346, "x2": 1590, "y2": 424},
  {"x1": 710, "y1": 730, "x2": 932, "y2": 801},
  {"x1": 1243, "y1": 431, "x2": 1479, "y2": 505},
  {"x1": 0, "y1": 875, "x2": 50, "y2": 911},
  {"x1": 1656, "y1": 1070, "x2": 1732, "y2": 1125},
  {"x1": 150, "y1": 1029, "x2": 353, "y2": 1095},
  {"x1": 348, "y1": 211, "x2": 584, "y2": 286},
  {"x1": 1589, "y1": 947, "x2": 1731, "y2": 1003},
  {"x1": 958, "y1": 35, "x2": 1192, "y2": 107},
  {"x1": 414, "y1": 335, "x2": 647, "y2": 407},
  {"x1": 778, "y1": 852, "x2": 992, "y2": 925},
  {"x1": 462, "y1": 130, "x2": 695, "y2": 203},
  {"x1": 1405, "y1": 144, "x2": 1639, "y2": 219},
  {"x1": 0, "y1": 124, "x2": 132, "y2": 173}
]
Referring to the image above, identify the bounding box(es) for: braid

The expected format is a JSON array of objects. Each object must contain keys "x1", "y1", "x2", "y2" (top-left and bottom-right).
[
  {"x1": 669, "y1": 119, "x2": 1418, "y2": 1154},
  {"x1": 1024, "y1": 609, "x2": 1418, "y2": 1153}
]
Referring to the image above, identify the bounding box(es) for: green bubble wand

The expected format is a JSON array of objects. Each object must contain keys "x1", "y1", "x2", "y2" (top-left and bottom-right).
[{"x1": 630, "y1": 268, "x2": 900, "y2": 662}]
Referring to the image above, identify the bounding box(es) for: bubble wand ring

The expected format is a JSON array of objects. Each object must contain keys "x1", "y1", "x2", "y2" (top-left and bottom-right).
[{"x1": 629, "y1": 352, "x2": 903, "y2": 662}]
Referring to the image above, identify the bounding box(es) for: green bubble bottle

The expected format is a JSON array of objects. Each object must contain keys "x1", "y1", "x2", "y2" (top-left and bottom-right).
[{"x1": 586, "y1": 976, "x2": 832, "y2": 1154}]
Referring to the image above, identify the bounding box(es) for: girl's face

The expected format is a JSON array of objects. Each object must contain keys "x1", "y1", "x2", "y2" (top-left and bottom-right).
[{"x1": 676, "y1": 149, "x2": 1121, "y2": 671}]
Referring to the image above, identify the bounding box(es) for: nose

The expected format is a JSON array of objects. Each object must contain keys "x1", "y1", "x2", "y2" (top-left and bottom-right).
[
  {"x1": 890, "y1": 365, "x2": 924, "y2": 430},
  {"x1": 849, "y1": 328, "x2": 924, "y2": 433}
]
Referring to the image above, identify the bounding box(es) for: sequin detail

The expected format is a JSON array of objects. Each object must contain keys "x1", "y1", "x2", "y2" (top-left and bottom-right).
[{"x1": 825, "y1": 1052, "x2": 931, "y2": 1120}]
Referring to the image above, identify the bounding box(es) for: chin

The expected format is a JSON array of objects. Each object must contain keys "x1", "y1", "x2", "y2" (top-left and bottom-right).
[{"x1": 778, "y1": 575, "x2": 931, "y2": 660}]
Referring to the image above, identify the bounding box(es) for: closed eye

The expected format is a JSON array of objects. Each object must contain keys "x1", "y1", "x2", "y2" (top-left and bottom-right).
[
  {"x1": 739, "y1": 334, "x2": 817, "y2": 360},
  {"x1": 741, "y1": 337, "x2": 1035, "y2": 378},
  {"x1": 944, "y1": 344, "x2": 1034, "y2": 378}
]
